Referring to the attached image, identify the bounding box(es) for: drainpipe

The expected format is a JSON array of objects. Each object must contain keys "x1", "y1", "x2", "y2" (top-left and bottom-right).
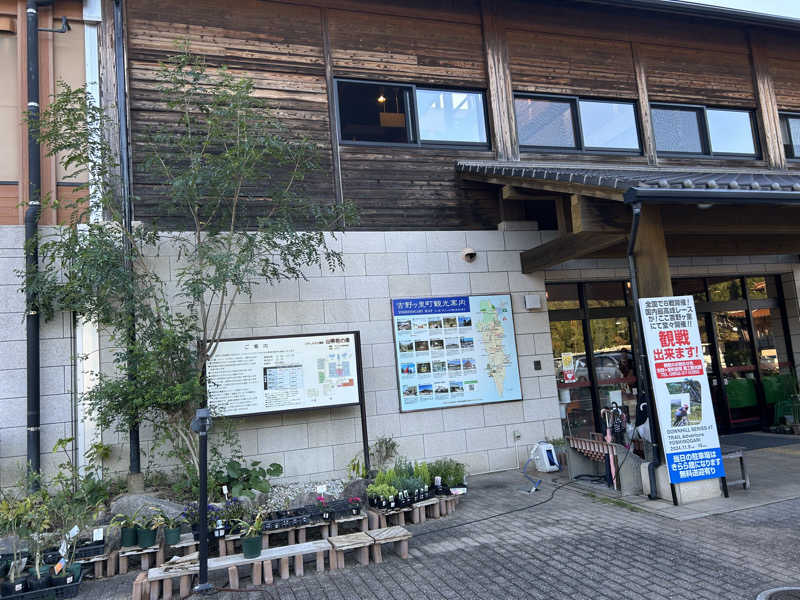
[
  {"x1": 626, "y1": 202, "x2": 661, "y2": 500},
  {"x1": 25, "y1": 0, "x2": 42, "y2": 486},
  {"x1": 113, "y1": 0, "x2": 140, "y2": 481}
]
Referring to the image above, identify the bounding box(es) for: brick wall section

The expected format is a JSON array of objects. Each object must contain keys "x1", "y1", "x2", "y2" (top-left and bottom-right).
[
  {"x1": 0, "y1": 226, "x2": 76, "y2": 488},
  {"x1": 98, "y1": 225, "x2": 561, "y2": 483}
]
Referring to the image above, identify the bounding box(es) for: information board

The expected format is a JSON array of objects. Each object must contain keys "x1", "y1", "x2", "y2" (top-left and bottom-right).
[
  {"x1": 206, "y1": 332, "x2": 362, "y2": 417},
  {"x1": 639, "y1": 296, "x2": 725, "y2": 485},
  {"x1": 392, "y1": 295, "x2": 522, "y2": 412}
]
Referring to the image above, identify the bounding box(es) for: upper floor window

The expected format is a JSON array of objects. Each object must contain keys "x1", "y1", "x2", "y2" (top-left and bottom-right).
[
  {"x1": 336, "y1": 79, "x2": 488, "y2": 146},
  {"x1": 514, "y1": 94, "x2": 640, "y2": 153},
  {"x1": 779, "y1": 113, "x2": 800, "y2": 159},
  {"x1": 652, "y1": 104, "x2": 758, "y2": 157}
]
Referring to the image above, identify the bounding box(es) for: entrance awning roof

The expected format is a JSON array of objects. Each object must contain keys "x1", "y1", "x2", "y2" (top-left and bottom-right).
[{"x1": 456, "y1": 160, "x2": 800, "y2": 271}]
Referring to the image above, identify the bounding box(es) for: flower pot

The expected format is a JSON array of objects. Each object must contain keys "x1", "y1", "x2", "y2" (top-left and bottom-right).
[
  {"x1": 1, "y1": 577, "x2": 27, "y2": 596},
  {"x1": 350, "y1": 507, "x2": 359, "y2": 515},
  {"x1": 69, "y1": 563, "x2": 83, "y2": 580},
  {"x1": 137, "y1": 527, "x2": 157, "y2": 549},
  {"x1": 27, "y1": 573, "x2": 52, "y2": 591},
  {"x1": 241, "y1": 536, "x2": 262, "y2": 559},
  {"x1": 321, "y1": 511, "x2": 330, "y2": 521},
  {"x1": 121, "y1": 526, "x2": 138, "y2": 548},
  {"x1": 164, "y1": 527, "x2": 182, "y2": 546}
]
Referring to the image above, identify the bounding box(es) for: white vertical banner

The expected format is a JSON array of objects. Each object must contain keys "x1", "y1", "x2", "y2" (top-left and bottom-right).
[{"x1": 639, "y1": 296, "x2": 725, "y2": 484}]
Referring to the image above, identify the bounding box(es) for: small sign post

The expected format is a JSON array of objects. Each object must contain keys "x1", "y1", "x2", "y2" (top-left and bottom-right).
[{"x1": 639, "y1": 296, "x2": 726, "y2": 487}]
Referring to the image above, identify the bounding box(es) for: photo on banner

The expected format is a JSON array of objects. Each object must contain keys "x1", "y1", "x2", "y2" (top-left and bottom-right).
[
  {"x1": 639, "y1": 296, "x2": 725, "y2": 484},
  {"x1": 392, "y1": 295, "x2": 522, "y2": 412}
]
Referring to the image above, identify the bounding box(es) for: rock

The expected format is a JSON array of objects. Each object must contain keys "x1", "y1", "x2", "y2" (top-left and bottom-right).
[
  {"x1": 342, "y1": 479, "x2": 368, "y2": 502},
  {"x1": 289, "y1": 491, "x2": 318, "y2": 509},
  {"x1": 109, "y1": 493, "x2": 185, "y2": 521}
]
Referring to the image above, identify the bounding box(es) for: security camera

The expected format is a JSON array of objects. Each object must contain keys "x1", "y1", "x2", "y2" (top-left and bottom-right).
[{"x1": 461, "y1": 247, "x2": 477, "y2": 263}]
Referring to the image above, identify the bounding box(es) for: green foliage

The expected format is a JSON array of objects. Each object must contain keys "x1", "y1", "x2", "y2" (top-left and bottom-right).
[
  {"x1": 393, "y1": 457, "x2": 414, "y2": 479},
  {"x1": 347, "y1": 456, "x2": 368, "y2": 480},
  {"x1": 210, "y1": 459, "x2": 282, "y2": 500},
  {"x1": 369, "y1": 437, "x2": 399, "y2": 471},
  {"x1": 366, "y1": 483, "x2": 397, "y2": 498},
  {"x1": 428, "y1": 458, "x2": 466, "y2": 487},
  {"x1": 27, "y1": 44, "x2": 356, "y2": 482},
  {"x1": 413, "y1": 461, "x2": 432, "y2": 487},
  {"x1": 50, "y1": 437, "x2": 113, "y2": 519}
]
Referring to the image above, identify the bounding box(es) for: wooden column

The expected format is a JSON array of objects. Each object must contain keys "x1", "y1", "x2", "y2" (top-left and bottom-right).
[
  {"x1": 480, "y1": 0, "x2": 518, "y2": 161},
  {"x1": 631, "y1": 43, "x2": 657, "y2": 166},
  {"x1": 749, "y1": 31, "x2": 785, "y2": 170},
  {"x1": 320, "y1": 8, "x2": 344, "y2": 210},
  {"x1": 633, "y1": 204, "x2": 672, "y2": 298}
]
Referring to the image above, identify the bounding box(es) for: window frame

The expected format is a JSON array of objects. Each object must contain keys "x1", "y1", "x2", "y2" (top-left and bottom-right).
[
  {"x1": 651, "y1": 102, "x2": 760, "y2": 159},
  {"x1": 779, "y1": 112, "x2": 800, "y2": 160},
  {"x1": 513, "y1": 92, "x2": 643, "y2": 155},
  {"x1": 333, "y1": 77, "x2": 491, "y2": 149}
]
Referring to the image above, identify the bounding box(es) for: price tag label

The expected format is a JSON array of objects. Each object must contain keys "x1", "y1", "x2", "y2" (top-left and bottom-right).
[
  {"x1": 315, "y1": 484, "x2": 327, "y2": 494},
  {"x1": 222, "y1": 485, "x2": 229, "y2": 499},
  {"x1": 68, "y1": 525, "x2": 80, "y2": 539},
  {"x1": 54, "y1": 559, "x2": 66, "y2": 575},
  {"x1": 59, "y1": 540, "x2": 68, "y2": 557},
  {"x1": 93, "y1": 527, "x2": 104, "y2": 542}
]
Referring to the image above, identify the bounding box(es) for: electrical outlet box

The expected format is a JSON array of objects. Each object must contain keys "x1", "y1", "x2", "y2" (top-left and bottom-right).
[
  {"x1": 534, "y1": 360, "x2": 541, "y2": 371},
  {"x1": 513, "y1": 430, "x2": 521, "y2": 441}
]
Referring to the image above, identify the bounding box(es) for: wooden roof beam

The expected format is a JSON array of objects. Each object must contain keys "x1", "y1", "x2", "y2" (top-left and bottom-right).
[{"x1": 520, "y1": 231, "x2": 627, "y2": 272}]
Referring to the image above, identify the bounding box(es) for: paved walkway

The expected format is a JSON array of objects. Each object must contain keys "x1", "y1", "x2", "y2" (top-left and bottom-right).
[{"x1": 81, "y1": 467, "x2": 800, "y2": 600}]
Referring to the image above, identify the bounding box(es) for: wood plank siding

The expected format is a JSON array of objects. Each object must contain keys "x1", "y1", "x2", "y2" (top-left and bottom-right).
[{"x1": 120, "y1": 0, "x2": 800, "y2": 229}]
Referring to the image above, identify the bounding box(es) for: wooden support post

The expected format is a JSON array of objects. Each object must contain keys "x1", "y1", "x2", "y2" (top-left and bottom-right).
[
  {"x1": 252, "y1": 561, "x2": 262, "y2": 585},
  {"x1": 225, "y1": 539, "x2": 235, "y2": 556},
  {"x1": 398, "y1": 540, "x2": 409, "y2": 559},
  {"x1": 397, "y1": 511, "x2": 405, "y2": 526},
  {"x1": 279, "y1": 557, "x2": 289, "y2": 580},
  {"x1": 108, "y1": 551, "x2": 118, "y2": 577},
  {"x1": 227, "y1": 565, "x2": 239, "y2": 590},
  {"x1": 294, "y1": 553, "x2": 304, "y2": 576},
  {"x1": 316, "y1": 550, "x2": 325, "y2": 573},
  {"x1": 360, "y1": 516, "x2": 368, "y2": 532},
  {"x1": 156, "y1": 541, "x2": 165, "y2": 567},
  {"x1": 749, "y1": 32, "x2": 786, "y2": 170},
  {"x1": 328, "y1": 548, "x2": 337, "y2": 570},
  {"x1": 411, "y1": 507, "x2": 420, "y2": 524},
  {"x1": 439, "y1": 498, "x2": 448, "y2": 517},
  {"x1": 337, "y1": 551, "x2": 344, "y2": 569},
  {"x1": 631, "y1": 43, "x2": 657, "y2": 166},
  {"x1": 372, "y1": 543, "x2": 383, "y2": 564},
  {"x1": 321, "y1": 525, "x2": 328, "y2": 539},
  {"x1": 633, "y1": 205, "x2": 673, "y2": 298},
  {"x1": 263, "y1": 559, "x2": 273, "y2": 585},
  {"x1": 94, "y1": 559, "x2": 103, "y2": 579},
  {"x1": 179, "y1": 575, "x2": 191, "y2": 599},
  {"x1": 298, "y1": 528, "x2": 306, "y2": 543},
  {"x1": 162, "y1": 577, "x2": 172, "y2": 600},
  {"x1": 379, "y1": 514, "x2": 387, "y2": 529},
  {"x1": 357, "y1": 546, "x2": 369, "y2": 566},
  {"x1": 143, "y1": 579, "x2": 150, "y2": 600},
  {"x1": 120, "y1": 555, "x2": 129, "y2": 575},
  {"x1": 287, "y1": 530, "x2": 296, "y2": 546},
  {"x1": 431, "y1": 502, "x2": 440, "y2": 519},
  {"x1": 183, "y1": 545, "x2": 194, "y2": 557},
  {"x1": 141, "y1": 553, "x2": 151, "y2": 571},
  {"x1": 131, "y1": 572, "x2": 146, "y2": 600},
  {"x1": 262, "y1": 533, "x2": 269, "y2": 548},
  {"x1": 218, "y1": 538, "x2": 226, "y2": 557},
  {"x1": 367, "y1": 511, "x2": 379, "y2": 530},
  {"x1": 329, "y1": 521, "x2": 338, "y2": 537}
]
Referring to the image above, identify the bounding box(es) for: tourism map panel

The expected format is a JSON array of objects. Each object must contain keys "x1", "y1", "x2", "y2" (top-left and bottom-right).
[{"x1": 392, "y1": 295, "x2": 522, "y2": 412}]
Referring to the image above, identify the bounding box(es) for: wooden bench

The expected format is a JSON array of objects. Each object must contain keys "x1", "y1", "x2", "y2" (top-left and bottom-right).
[
  {"x1": 329, "y1": 512, "x2": 368, "y2": 536},
  {"x1": 119, "y1": 541, "x2": 163, "y2": 574},
  {"x1": 411, "y1": 498, "x2": 439, "y2": 523},
  {"x1": 327, "y1": 532, "x2": 373, "y2": 569},
  {"x1": 76, "y1": 550, "x2": 118, "y2": 579},
  {"x1": 365, "y1": 527, "x2": 411, "y2": 564},
  {"x1": 137, "y1": 540, "x2": 332, "y2": 599},
  {"x1": 367, "y1": 506, "x2": 413, "y2": 529}
]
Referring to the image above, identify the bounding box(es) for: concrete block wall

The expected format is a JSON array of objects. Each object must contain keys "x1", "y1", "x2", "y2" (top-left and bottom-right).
[
  {"x1": 99, "y1": 224, "x2": 561, "y2": 483},
  {"x1": 0, "y1": 226, "x2": 76, "y2": 488}
]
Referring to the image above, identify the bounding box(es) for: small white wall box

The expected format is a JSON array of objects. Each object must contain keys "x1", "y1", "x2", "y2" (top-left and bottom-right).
[
  {"x1": 531, "y1": 441, "x2": 560, "y2": 472},
  {"x1": 524, "y1": 294, "x2": 541, "y2": 310}
]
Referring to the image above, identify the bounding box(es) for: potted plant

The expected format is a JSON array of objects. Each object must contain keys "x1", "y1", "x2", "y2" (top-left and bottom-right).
[
  {"x1": 0, "y1": 494, "x2": 30, "y2": 596},
  {"x1": 237, "y1": 512, "x2": 265, "y2": 559},
  {"x1": 316, "y1": 496, "x2": 331, "y2": 521},
  {"x1": 221, "y1": 498, "x2": 248, "y2": 534},
  {"x1": 136, "y1": 514, "x2": 158, "y2": 549},
  {"x1": 25, "y1": 493, "x2": 55, "y2": 592},
  {"x1": 348, "y1": 497, "x2": 361, "y2": 515},
  {"x1": 152, "y1": 509, "x2": 183, "y2": 546},
  {"x1": 111, "y1": 508, "x2": 142, "y2": 548}
]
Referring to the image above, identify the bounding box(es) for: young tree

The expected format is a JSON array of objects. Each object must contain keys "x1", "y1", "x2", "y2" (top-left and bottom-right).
[{"x1": 26, "y1": 47, "x2": 355, "y2": 485}]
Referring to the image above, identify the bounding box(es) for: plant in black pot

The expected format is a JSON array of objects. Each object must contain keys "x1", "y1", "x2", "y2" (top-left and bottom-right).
[
  {"x1": 136, "y1": 514, "x2": 159, "y2": 549},
  {"x1": 0, "y1": 492, "x2": 31, "y2": 596},
  {"x1": 316, "y1": 496, "x2": 331, "y2": 521},
  {"x1": 237, "y1": 511, "x2": 266, "y2": 559},
  {"x1": 348, "y1": 497, "x2": 361, "y2": 515},
  {"x1": 221, "y1": 498, "x2": 248, "y2": 535},
  {"x1": 151, "y1": 509, "x2": 184, "y2": 547}
]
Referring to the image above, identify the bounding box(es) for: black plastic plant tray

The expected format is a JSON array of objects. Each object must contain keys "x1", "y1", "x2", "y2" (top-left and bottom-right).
[
  {"x1": 73, "y1": 541, "x2": 104, "y2": 560},
  {"x1": 4, "y1": 574, "x2": 82, "y2": 600}
]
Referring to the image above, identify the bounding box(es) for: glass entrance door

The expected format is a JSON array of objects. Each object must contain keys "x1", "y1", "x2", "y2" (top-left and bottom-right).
[
  {"x1": 552, "y1": 320, "x2": 594, "y2": 438},
  {"x1": 589, "y1": 318, "x2": 636, "y2": 423},
  {"x1": 714, "y1": 310, "x2": 760, "y2": 427}
]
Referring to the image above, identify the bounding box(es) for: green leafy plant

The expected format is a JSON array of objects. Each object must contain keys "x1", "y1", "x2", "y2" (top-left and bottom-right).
[
  {"x1": 366, "y1": 483, "x2": 397, "y2": 498},
  {"x1": 150, "y1": 508, "x2": 183, "y2": 530},
  {"x1": 369, "y1": 437, "x2": 399, "y2": 471},
  {"x1": 0, "y1": 490, "x2": 30, "y2": 583},
  {"x1": 428, "y1": 458, "x2": 466, "y2": 487},
  {"x1": 413, "y1": 461, "x2": 432, "y2": 487},
  {"x1": 237, "y1": 511, "x2": 266, "y2": 538},
  {"x1": 211, "y1": 459, "x2": 282, "y2": 499},
  {"x1": 110, "y1": 506, "x2": 143, "y2": 530}
]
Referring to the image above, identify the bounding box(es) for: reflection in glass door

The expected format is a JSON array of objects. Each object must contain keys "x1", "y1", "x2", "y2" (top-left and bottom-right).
[
  {"x1": 589, "y1": 318, "x2": 636, "y2": 423},
  {"x1": 714, "y1": 310, "x2": 760, "y2": 426},
  {"x1": 551, "y1": 320, "x2": 594, "y2": 438}
]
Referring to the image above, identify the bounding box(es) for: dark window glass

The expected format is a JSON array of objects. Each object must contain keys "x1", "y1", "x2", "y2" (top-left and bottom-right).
[
  {"x1": 337, "y1": 81, "x2": 413, "y2": 143},
  {"x1": 515, "y1": 98, "x2": 576, "y2": 148},
  {"x1": 652, "y1": 107, "x2": 704, "y2": 153},
  {"x1": 546, "y1": 283, "x2": 580, "y2": 310},
  {"x1": 746, "y1": 276, "x2": 780, "y2": 300},
  {"x1": 578, "y1": 100, "x2": 640, "y2": 150},
  {"x1": 416, "y1": 89, "x2": 487, "y2": 143},
  {"x1": 672, "y1": 278, "x2": 708, "y2": 303},
  {"x1": 586, "y1": 281, "x2": 626, "y2": 308},
  {"x1": 780, "y1": 115, "x2": 800, "y2": 159},
  {"x1": 708, "y1": 277, "x2": 743, "y2": 302},
  {"x1": 706, "y1": 109, "x2": 756, "y2": 155}
]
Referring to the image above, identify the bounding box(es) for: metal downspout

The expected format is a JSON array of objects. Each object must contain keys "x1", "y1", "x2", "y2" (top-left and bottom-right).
[
  {"x1": 626, "y1": 202, "x2": 661, "y2": 500},
  {"x1": 113, "y1": 0, "x2": 139, "y2": 476},
  {"x1": 25, "y1": 0, "x2": 42, "y2": 485}
]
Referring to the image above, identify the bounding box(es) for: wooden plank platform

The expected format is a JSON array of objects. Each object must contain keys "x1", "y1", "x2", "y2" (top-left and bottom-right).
[
  {"x1": 329, "y1": 511, "x2": 368, "y2": 536},
  {"x1": 327, "y1": 532, "x2": 373, "y2": 569},
  {"x1": 119, "y1": 542, "x2": 163, "y2": 573},
  {"x1": 411, "y1": 498, "x2": 439, "y2": 523},
  {"x1": 365, "y1": 526, "x2": 411, "y2": 563}
]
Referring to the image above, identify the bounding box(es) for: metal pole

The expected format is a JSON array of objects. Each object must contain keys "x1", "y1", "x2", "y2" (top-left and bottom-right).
[
  {"x1": 197, "y1": 429, "x2": 209, "y2": 589},
  {"x1": 25, "y1": 0, "x2": 41, "y2": 487}
]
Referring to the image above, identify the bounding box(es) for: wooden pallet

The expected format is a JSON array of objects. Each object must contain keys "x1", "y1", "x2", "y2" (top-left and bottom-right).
[
  {"x1": 119, "y1": 541, "x2": 163, "y2": 574},
  {"x1": 327, "y1": 532, "x2": 373, "y2": 569},
  {"x1": 365, "y1": 526, "x2": 411, "y2": 564},
  {"x1": 76, "y1": 550, "x2": 118, "y2": 579},
  {"x1": 411, "y1": 498, "x2": 440, "y2": 523},
  {"x1": 367, "y1": 506, "x2": 413, "y2": 529},
  {"x1": 136, "y1": 540, "x2": 332, "y2": 599},
  {"x1": 329, "y1": 512, "x2": 368, "y2": 536}
]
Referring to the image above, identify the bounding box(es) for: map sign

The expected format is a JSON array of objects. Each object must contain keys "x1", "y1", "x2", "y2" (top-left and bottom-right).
[
  {"x1": 639, "y1": 296, "x2": 725, "y2": 485},
  {"x1": 392, "y1": 295, "x2": 522, "y2": 412},
  {"x1": 206, "y1": 332, "x2": 362, "y2": 417}
]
